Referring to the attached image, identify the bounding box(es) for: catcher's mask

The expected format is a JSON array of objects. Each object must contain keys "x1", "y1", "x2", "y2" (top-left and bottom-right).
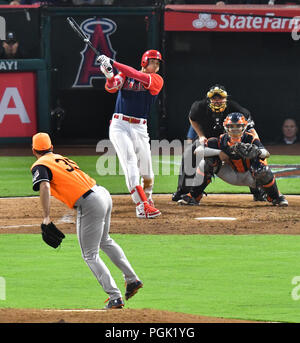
[
  {"x1": 207, "y1": 84, "x2": 228, "y2": 113},
  {"x1": 141, "y1": 49, "x2": 163, "y2": 68},
  {"x1": 223, "y1": 113, "x2": 248, "y2": 142}
]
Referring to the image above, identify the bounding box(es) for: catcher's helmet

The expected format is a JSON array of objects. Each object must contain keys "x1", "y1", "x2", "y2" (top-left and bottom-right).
[
  {"x1": 207, "y1": 84, "x2": 228, "y2": 113},
  {"x1": 141, "y1": 50, "x2": 163, "y2": 68},
  {"x1": 223, "y1": 113, "x2": 248, "y2": 141}
]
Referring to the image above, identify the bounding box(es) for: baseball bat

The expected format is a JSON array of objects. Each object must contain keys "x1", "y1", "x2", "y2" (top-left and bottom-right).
[
  {"x1": 67, "y1": 17, "x2": 100, "y2": 56},
  {"x1": 67, "y1": 17, "x2": 113, "y2": 73}
]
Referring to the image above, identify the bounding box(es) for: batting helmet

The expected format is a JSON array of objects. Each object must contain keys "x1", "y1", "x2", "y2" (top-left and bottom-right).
[{"x1": 141, "y1": 50, "x2": 163, "y2": 68}]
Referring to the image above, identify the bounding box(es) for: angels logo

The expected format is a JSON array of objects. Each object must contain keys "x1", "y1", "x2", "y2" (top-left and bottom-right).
[{"x1": 73, "y1": 18, "x2": 117, "y2": 88}]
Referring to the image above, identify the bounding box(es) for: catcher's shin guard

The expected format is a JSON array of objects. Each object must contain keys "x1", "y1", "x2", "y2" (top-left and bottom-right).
[
  {"x1": 249, "y1": 186, "x2": 267, "y2": 202},
  {"x1": 176, "y1": 141, "x2": 198, "y2": 194},
  {"x1": 189, "y1": 157, "x2": 216, "y2": 199},
  {"x1": 190, "y1": 176, "x2": 211, "y2": 199},
  {"x1": 262, "y1": 177, "x2": 281, "y2": 202}
]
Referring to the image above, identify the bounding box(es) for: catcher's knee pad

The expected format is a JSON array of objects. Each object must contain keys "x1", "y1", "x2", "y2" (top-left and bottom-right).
[
  {"x1": 252, "y1": 165, "x2": 274, "y2": 186},
  {"x1": 204, "y1": 157, "x2": 221, "y2": 176}
]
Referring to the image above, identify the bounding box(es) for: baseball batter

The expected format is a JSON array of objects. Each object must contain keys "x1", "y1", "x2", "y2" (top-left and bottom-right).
[
  {"x1": 97, "y1": 50, "x2": 164, "y2": 219},
  {"x1": 31, "y1": 133, "x2": 143, "y2": 309},
  {"x1": 178, "y1": 113, "x2": 288, "y2": 207}
]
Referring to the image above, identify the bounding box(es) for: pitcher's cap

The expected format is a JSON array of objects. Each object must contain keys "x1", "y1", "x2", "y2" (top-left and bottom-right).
[{"x1": 32, "y1": 132, "x2": 52, "y2": 151}]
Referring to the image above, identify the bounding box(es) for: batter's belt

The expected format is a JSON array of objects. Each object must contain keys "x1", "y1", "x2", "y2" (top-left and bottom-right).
[{"x1": 113, "y1": 114, "x2": 147, "y2": 125}]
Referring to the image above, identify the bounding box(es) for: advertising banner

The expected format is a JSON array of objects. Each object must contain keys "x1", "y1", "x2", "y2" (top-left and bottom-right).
[
  {"x1": 0, "y1": 72, "x2": 37, "y2": 137},
  {"x1": 165, "y1": 5, "x2": 300, "y2": 32}
]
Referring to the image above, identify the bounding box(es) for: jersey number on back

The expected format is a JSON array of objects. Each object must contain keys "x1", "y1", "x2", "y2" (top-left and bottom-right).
[{"x1": 55, "y1": 158, "x2": 80, "y2": 172}]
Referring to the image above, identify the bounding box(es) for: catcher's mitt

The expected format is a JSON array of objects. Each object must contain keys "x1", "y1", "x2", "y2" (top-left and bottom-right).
[
  {"x1": 41, "y1": 222, "x2": 65, "y2": 249},
  {"x1": 233, "y1": 142, "x2": 261, "y2": 160}
]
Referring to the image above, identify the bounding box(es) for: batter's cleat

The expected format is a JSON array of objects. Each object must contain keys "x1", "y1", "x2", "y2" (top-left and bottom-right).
[
  {"x1": 178, "y1": 193, "x2": 201, "y2": 206},
  {"x1": 136, "y1": 201, "x2": 161, "y2": 219},
  {"x1": 172, "y1": 191, "x2": 184, "y2": 202},
  {"x1": 272, "y1": 195, "x2": 288, "y2": 207},
  {"x1": 104, "y1": 297, "x2": 124, "y2": 309},
  {"x1": 125, "y1": 280, "x2": 143, "y2": 301},
  {"x1": 148, "y1": 198, "x2": 155, "y2": 207}
]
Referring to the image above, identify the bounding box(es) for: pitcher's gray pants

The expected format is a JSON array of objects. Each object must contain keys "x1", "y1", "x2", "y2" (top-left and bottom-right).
[{"x1": 75, "y1": 185, "x2": 139, "y2": 301}]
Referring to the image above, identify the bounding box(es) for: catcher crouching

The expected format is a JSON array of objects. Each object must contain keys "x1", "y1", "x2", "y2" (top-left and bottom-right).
[
  {"x1": 178, "y1": 113, "x2": 288, "y2": 207},
  {"x1": 30, "y1": 133, "x2": 143, "y2": 309}
]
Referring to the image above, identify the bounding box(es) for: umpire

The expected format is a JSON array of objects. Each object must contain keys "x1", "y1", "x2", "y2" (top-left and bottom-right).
[{"x1": 172, "y1": 84, "x2": 266, "y2": 203}]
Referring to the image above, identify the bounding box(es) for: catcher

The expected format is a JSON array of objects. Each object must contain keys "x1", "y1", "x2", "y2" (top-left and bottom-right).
[
  {"x1": 178, "y1": 113, "x2": 288, "y2": 207},
  {"x1": 31, "y1": 133, "x2": 143, "y2": 309},
  {"x1": 172, "y1": 84, "x2": 267, "y2": 203}
]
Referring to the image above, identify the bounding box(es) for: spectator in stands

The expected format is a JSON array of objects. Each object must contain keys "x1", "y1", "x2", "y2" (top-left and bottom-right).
[
  {"x1": 0, "y1": 32, "x2": 26, "y2": 59},
  {"x1": 278, "y1": 118, "x2": 299, "y2": 145}
]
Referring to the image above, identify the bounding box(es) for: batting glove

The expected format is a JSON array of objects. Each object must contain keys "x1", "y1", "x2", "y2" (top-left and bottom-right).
[
  {"x1": 97, "y1": 54, "x2": 109, "y2": 65},
  {"x1": 100, "y1": 64, "x2": 114, "y2": 79}
]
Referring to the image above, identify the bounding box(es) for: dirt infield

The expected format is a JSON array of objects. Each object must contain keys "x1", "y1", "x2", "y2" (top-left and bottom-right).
[
  {"x1": 1, "y1": 194, "x2": 299, "y2": 235},
  {"x1": 0, "y1": 194, "x2": 299, "y2": 323},
  {"x1": 0, "y1": 308, "x2": 265, "y2": 323}
]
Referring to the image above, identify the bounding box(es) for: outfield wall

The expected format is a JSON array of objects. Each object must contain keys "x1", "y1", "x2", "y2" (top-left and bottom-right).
[{"x1": 0, "y1": 4, "x2": 299, "y2": 145}]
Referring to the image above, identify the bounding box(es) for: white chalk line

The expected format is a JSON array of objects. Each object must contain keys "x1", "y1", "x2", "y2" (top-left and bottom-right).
[
  {"x1": 43, "y1": 309, "x2": 107, "y2": 312},
  {"x1": 0, "y1": 212, "x2": 75, "y2": 230}
]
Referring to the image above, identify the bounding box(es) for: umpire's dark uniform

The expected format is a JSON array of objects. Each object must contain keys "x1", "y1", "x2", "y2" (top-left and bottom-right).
[{"x1": 172, "y1": 98, "x2": 259, "y2": 200}]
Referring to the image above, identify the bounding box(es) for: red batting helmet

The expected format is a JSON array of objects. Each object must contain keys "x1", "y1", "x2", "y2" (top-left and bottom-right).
[{"x1": 141, "y1": 50, "x2": 162, "y2": 68}]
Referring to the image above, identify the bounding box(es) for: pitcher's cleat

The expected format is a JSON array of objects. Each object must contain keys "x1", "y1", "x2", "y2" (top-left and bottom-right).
[
  {"x1": 104, "y1": 297, "x2": 124, "y2": 309},
  {"x1": 125, "y1": 280, "x2": 143, "y2": 301}
]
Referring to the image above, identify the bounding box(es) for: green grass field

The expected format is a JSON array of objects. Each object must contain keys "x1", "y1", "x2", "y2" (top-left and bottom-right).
[
  {"x1": 0, "y1": 154, "x2": 300, "y2": 322},
  {"x1": 1, "y1": 234, "x2": 300, "y2": 322},
  {"x1": 0, "y1": 155, "x2": 299, "y2": 196}
]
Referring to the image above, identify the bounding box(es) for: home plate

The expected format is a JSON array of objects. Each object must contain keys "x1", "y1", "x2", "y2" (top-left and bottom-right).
[{"x1": 195, "y1": 217, "x2": 237, "y2": 221}]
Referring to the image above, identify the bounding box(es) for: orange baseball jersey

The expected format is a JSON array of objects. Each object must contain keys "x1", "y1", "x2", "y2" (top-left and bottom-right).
[
  {"x1": 208, "y1": 132, "x2": 267, "y2": 173},
  {"x1": 31, "y1": 153, "x2": 96, "y2": 208}
]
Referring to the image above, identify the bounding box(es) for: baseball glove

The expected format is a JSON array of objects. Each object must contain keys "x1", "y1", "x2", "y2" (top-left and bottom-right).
[
  {"x1": 233, "y1": 142, "x2": 262, "y2": 160},
  {"x1": 41, "y1": 222, "x2": 65, "y2": 249}
]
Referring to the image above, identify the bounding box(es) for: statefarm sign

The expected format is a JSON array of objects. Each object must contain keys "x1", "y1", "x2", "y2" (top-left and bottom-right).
[{"x1": 164, "y1": 4, "x2": 300, "y2": 32}]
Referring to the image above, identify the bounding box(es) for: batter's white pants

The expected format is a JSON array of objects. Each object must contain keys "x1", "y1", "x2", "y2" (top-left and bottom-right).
[
  {"x1": 109, "y1": 114, "x2": 154, "y2": 195},
  {"x1": 75, "y1": 185, "x2": 139, "y2": 301}
]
